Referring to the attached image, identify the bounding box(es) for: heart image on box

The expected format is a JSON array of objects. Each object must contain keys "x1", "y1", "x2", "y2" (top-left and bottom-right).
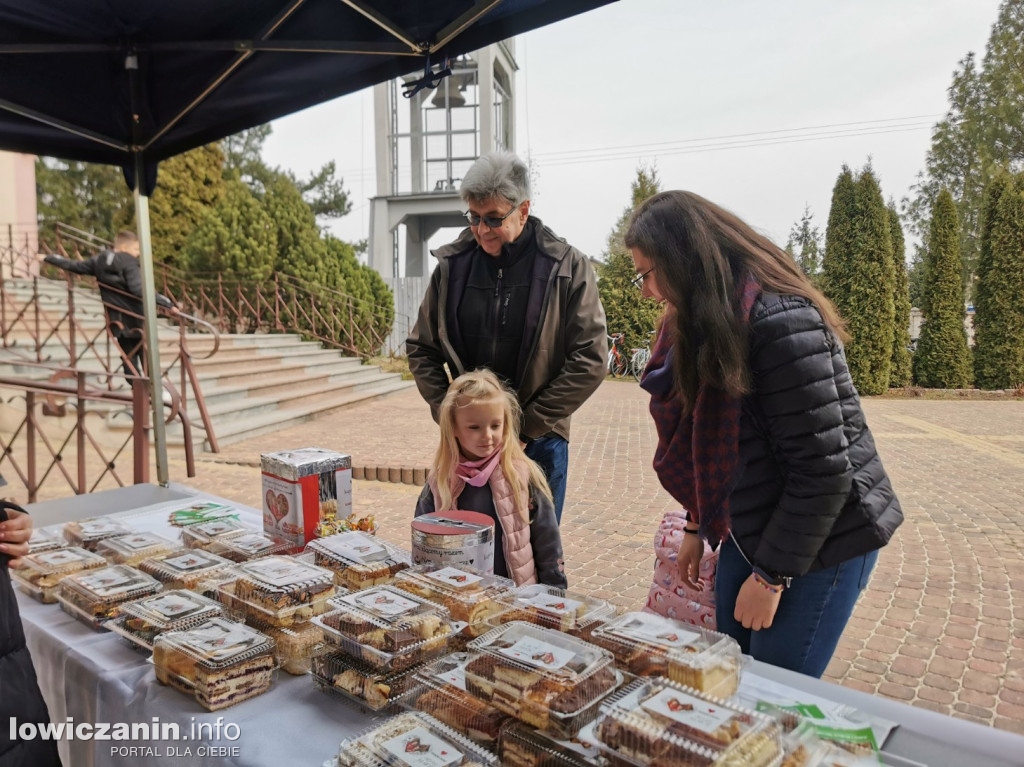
[{"x1": 269, "y1": 493, "x2": 289, "y2": 526}]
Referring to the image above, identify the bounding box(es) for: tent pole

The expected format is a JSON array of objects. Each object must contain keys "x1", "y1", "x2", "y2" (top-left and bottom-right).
[{"x1": 133, "y1": 157, "x2": 170, "y2": 486}]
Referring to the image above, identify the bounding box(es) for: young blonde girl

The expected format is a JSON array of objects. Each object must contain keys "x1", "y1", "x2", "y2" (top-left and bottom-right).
[{"x1": 415, "y1": 370, "x2": 567, "y2": 587}]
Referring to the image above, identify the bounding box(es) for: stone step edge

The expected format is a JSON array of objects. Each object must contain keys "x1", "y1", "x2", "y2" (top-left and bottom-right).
[{"x1": 196, "y1": 455, "x2": 429, "y2": 486}]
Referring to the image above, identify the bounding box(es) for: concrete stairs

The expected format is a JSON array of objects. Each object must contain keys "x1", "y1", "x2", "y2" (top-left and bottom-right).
[{"x1": 1, "y1": 277, "x2": 416, "y2": 450}]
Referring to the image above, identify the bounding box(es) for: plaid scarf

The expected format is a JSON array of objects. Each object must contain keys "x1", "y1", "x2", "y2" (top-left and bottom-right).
[{"x1": 640, "y1": 278, "x2": 761, "y2": 549}]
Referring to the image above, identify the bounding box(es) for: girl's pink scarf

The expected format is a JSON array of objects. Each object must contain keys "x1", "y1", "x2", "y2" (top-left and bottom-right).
[{"x1": 456, "y1": 447, "x2": 502, "y2": 487}]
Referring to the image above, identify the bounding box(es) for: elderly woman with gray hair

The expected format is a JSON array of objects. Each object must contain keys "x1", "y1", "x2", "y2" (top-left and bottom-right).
[{"x1": 407, "y1": 151, "x2": 607, "y2": 525}]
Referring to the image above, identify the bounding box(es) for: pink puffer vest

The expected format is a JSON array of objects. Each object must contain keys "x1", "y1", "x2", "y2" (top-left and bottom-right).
[{"x1": 429, "y1": 459, "x2": 537, "y2": 586}]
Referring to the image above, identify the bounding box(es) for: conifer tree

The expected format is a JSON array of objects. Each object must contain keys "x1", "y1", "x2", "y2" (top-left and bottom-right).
[
  {"x1": 913, "y1": 189, "x2": 973, "y2": 387},
  {"x1": 784, "y1": 205, "x2": 823, "y2": 281},
  {"x1": 823, "y1": 165, "x2": 894, "y2": 395},
  {"x1": 973, "y1": 173, "x2": 1024, "y2": 388},
  {"x1": 596, "y1": 167, "x2": 663, "y2": 352},
  {"x1": 888, "y1": 204, "x2": 913, "y2": 387}
]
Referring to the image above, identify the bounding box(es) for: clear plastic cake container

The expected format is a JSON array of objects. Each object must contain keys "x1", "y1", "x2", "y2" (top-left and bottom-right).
[
  {"x1": 138, "y1": 549, "x2": 235, "y2": 594},
  {"x1": 253, "y1": 620, "x2": 324, "y2": 675},
  {"x1": 499, "y1": 719, "x2": 608, "y2": 767},
  {"x1": 27, "y1": 528, "x2": 65, "y2": 554},
  {"x1": 63, "y1": 517, "x2": 134, "y2": 550},
  {"x1": 57, "y1": 565, "x2": 163, "y2": 629},
  {"x1": 96, "y1": 533, "x2": 181, "y2": 566},
  {"x1": 392, "y1": 563, "x2": 515, "y2": 640},
  {"x1": 464, "y1": 621, "x2": 621, "y2": 738},
  {"x1": 108, "y1": 589, "x2": 225, "y2": 651},
  {"x1": 399, "y1": 652, "x2": 510, "y2": 747},
  {"x1": 312, "y1": 585, "x2": 456, "y2": 671},
  {"x1": 591, "y1": 611, "x2": 741, "y2": 698},
  {"x1": 311, "y1": 649, "x2": 423, "y2": 715},
  {"x1": 180, "y1": 517, "x2": 253, "y2": 553},
  {"x1": 217, "y1": 532, "x2": 292, "y2": 563},
  {"x1": 215, "y1": 555, "x2": 336, "y2": 627},
  {"x1": 153, "y1": 617, "x2": 277, "y2": 711},
  {"x1": 306, "y1": 531, "x2": 411, "y2": 590},
  {"x1": 489, "y1": 584, "x2": 617, "y2": 640},
  {"x1": 591, "y1": 677, "x2": 783, "y2": 767},
  {"x1": 336, "y1": 711, "x2": 499, "y2": 767},
  {"x1": 11, "y1": 546, "x2": 108, "y2": 603}
]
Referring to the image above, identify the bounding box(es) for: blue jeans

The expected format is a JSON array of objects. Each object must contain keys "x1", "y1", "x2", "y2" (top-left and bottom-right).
[
  {"x1": 524, "y1": 436, "x2": 568, "y2": 523},
  {"x1": 715, "y1": 539, "x2": 878, "y2": 678}
]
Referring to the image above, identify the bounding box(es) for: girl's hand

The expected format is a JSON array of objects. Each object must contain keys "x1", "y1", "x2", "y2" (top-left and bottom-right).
[
  {"x1": 733, "y1": 574, "x2": 782, "y2": 630},
  {"x1": 676, "y1": 533, "x2": 705, "y2": 591},
  {"x1": 0, "y1": 509, "x2": 33, "y2": 568}
]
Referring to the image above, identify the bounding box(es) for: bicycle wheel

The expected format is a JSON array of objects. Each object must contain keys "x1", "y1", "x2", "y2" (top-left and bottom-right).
[
  {"x1": 630, "y1": 350, "x2": 644, "y2": 381},
  {"x1": 613, "y1": 354, "x2": 629, "y2": 377}
]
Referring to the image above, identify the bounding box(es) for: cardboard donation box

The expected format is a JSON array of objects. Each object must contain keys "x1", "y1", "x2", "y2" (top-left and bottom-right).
[{"x1": 260, "y1": 448, "x2": 352, "y2": 551}]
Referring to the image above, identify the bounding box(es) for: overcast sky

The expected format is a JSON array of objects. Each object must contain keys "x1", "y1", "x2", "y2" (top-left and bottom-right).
[{"x1": 261, "y1": 0, "x2": 1003, "y2": 265}]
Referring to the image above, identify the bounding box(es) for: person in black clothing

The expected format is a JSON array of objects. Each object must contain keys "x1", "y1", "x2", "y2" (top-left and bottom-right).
[
  {"x1": 0, "y1": 500, "x2": 62, "y2": 767},
  {"x1": 406, "y1": 152, "x2": 607, "y2": 524},
  {"x1": 40, "y1": 230, "x2": 179, "y2": 377},
  {"x1": 628, "y1": 190, "x2": 902, "y2": 677}
]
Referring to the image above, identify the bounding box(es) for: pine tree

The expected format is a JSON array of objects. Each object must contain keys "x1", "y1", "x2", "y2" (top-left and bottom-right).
[
  {"x1": 35, "y1": 159, "x2": 132, "y2": 246},
  {"x1": 146, "y1": 144, "x2": 227, "y2": 268},
  {"x1": 888, "y1": 204, "x2": 913, "y2": 387},
  {"x1": 182, "y1": 180, "x2": 277, "y2": 282},
  {"x1": 322, "y1": 235, "x2": 394, "y2": 354},
  {"x1": 903, "y1": 1, "x2": 1024, "y2": 299},
  {"x1": 262, "y1": 173, "x2": 327, "y2": 283},
  {"x1": 596, "y1": 167, "x2": 663, "y2": 353},
  {"x1": 784, "y1": 205, "x2": 822, "y2": 281},
  {"x1": 973, "y1": 173, "x2": 1024, "y2": 388},
  {"x1": 913, "y1": 189, "x2": 973, "y2": 388},
  {"x1": 823, "y1": 165, "x2": 894, "y2": 395}
]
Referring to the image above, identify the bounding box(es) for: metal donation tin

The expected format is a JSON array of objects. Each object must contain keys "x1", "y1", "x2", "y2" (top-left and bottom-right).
[
  {"x1": 260, "y1": 447, "x2": 352, "y2": 552},
  {"x1": 410, "y1": 511, "x2": 495, "y2": 574}
]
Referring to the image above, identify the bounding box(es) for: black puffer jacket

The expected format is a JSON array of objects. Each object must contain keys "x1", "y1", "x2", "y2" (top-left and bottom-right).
[
  {"x1": 728, "y1": 293, "x2": 903, "y2": 578},
  {"x1": 0, "y1": 502, "x2": 62, "y2": 767}
]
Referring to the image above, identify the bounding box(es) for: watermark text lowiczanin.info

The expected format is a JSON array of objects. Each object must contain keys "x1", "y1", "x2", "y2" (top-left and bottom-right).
[{"x1": 11, "y1": 716, "x2": 242, "y2": 758}]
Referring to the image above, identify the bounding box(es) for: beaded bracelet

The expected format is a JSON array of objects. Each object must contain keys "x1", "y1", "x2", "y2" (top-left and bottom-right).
[{"x1": 752, "y1": 572, "x2": 783, "y2": 594}]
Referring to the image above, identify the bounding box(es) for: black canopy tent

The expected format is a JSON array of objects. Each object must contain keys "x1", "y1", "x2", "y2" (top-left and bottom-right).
[{"x1": 0, "y1": 0, "x2": 616, "y2": 483}]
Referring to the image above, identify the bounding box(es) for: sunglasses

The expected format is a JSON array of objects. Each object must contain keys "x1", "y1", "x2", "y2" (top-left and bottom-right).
[{"x1": 463, "y1": 207, "x2": 517, "y2": 228}]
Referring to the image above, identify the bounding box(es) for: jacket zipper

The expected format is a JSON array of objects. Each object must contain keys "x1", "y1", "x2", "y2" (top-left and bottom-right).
[{"x1": 491, "y1": 267, "x2": 503, "y2": 361}]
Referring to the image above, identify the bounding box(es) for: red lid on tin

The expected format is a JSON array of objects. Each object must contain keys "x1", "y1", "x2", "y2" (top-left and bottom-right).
[{"x1": 410, "y1": 510, "x2": 494, "y2": 535}]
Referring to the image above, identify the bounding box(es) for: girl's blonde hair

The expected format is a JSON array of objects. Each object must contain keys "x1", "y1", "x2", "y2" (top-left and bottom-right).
[{"x1": 433, "y1": 369, "x2": 552, "y2": 522}]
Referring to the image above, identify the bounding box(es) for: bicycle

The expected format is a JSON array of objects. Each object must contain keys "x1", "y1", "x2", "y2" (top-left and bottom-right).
[
  {"x1": 607, "y1": 333, "x2": 628, "y2": 377},
  {"x1": 630, "y1": 331, "x2": 657, "y2": 381}
]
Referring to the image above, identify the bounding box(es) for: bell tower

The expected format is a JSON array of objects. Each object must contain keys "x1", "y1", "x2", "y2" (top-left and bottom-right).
[{"x1": 368, "y1": 41, "x2": 517, "y2": 279}]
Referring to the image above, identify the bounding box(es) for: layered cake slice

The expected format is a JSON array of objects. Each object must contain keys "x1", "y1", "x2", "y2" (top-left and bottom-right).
[
  {"x1": 216, "y1": 555, "x2": 335, "y2": 627},
  {"x1": 11, "y1": 546, "x2": 107, "y2": 603},
  {"x1": 109, "y1": 590, "x2": 225, "y2": 651},
  {"x1": 57, "y1": 565, "x2": 163, "y2": 628},
  {"x1": 153, "y1": 617, "x2": 276, "y2": 711},
  {"x1": 306, "y1": 531, "x2": 410, "y2": 589}
]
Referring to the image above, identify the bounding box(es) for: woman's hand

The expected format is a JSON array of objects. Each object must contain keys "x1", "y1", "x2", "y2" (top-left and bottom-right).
[
  {"x1": 733, "y1": 574, "x2": 782, "y2": 630},
  {"x1": 0, "y1": 508, "x2": 33, "y2": 568},
  {"x1": 676, "y1": 532, "x2": 705, "y2": 591}
]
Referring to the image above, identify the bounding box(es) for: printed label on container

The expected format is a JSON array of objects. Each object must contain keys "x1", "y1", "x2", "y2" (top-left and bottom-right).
[
  {"x1": 523, "y1": 592, "x2": 585, "y2": 617},
  {"x1": 192, "y1": 519, "x2": 244, "y2": 537},
  {"x1": 79, "y1": 568, "x2": 145, "y2": 597},
  {"x1": 381, "y1": 726, "x2": 462, "y2": 767},
  {"x1": 608, "y1": 613, "x2": 701, "y2": 649},
  {"x1": 164, "y1": 552, "x2": 219, "y2": 572},
  {"x1": 227, "y1": 534, "x2": 277, "y2": 555},
  {"x1": 343, "y1": 589, "x2": 420, "y2": 618},
  {"x1": 242, "y1": 557, "x2": 320, "y2": 587},
  {"x1": 317, "y1": 532, "x2": 387, "y2": 563},
  {"x1": 548, "y1": 722, "x2": 603, "y2": 760},
  {"x1": 498, "y1": 636, "x2": 575, "y2": 671},
  {"x1": 78, "y1": 520, "x2": 127, "y2": 536},
  {"x1": 178, "y1": 618, "x2": 265, "y2": 662},
  {"x1": 36, "y1": 549, "x2": 89, "y2": 567},
  {"x1": 144, "y1": 593, "x2": 208, "y2": 621},
  {"x1": 641, "y1": 688, "x2": 734, "y2": 734},
  {"x1": 434, "y1": 664, "x2": 466, "y2": 691},
  {"x1": 116, "y1": 534, "x2": 162, "y2": 551},
  {"x1": 423, "y1": 567, "x2": 483, "y2": 590}
]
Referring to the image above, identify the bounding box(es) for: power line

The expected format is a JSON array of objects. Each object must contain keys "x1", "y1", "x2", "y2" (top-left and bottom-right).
[
  {"x1": 537, "y1": 124, "x2": 933, "y2": 168},
  {"x1": 530, "y1": 114, "x2": 941, "y2": 160}
]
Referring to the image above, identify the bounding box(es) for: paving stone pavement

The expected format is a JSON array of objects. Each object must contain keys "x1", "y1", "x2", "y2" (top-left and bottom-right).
[{"x1": 10, "y1": 382, "x2": 1024, "y2": 734}]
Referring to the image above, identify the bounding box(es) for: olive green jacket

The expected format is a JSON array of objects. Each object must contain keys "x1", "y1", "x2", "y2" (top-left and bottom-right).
[{"x1": 406, "y1": 217, "x2": 607, "y2": 441}]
